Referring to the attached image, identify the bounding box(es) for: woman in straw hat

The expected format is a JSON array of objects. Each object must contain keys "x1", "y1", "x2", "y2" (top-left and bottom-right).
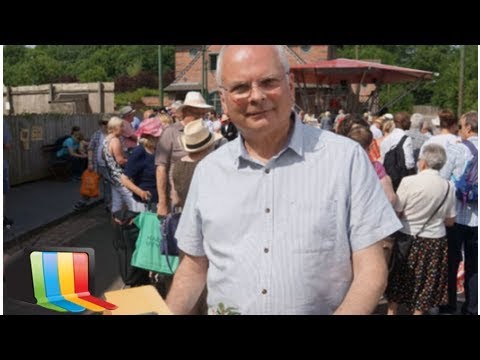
[
  {"x1": 169, "y1": 119, "x2": 222, "y2": 314},
  {"x1": 171, "y1": 119, "x2": 223, "y2": 210}
]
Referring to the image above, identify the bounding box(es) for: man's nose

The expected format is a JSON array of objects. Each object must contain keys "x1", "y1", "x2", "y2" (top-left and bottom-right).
[{"x1": 249, "y1": 83, "x2": 266, "y2": 101}]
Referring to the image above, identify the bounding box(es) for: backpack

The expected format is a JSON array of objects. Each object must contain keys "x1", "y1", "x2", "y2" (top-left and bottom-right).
[
  {"x1": 53, "y1": 135, "x2": 70, "y2": 153},
  {"x1": 454, "y1": 140, "x2": 478, "y2": 204},
  {"x1": 383, "y1": 135, "x2": 409, "y2": 191}
]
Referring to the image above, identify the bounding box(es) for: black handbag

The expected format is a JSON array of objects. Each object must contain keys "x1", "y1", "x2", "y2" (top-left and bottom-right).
[{"x1": 389, "y1": 182, "x2": 450, "y2": 272}]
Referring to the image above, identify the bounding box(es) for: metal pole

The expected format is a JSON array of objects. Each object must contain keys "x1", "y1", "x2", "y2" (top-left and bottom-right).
[
  {"x1": 159, "y1": 45, "x2": 164, "y2": 107},
  {"x1": 204, "y1": 46, "x2": 209, "y2": 102},
  {"x1": 458, "y1": 45, "x2": 465, "y2": 118},
  {"x1": 201, "y1": 46, "x2": 208, "y2": 100}
]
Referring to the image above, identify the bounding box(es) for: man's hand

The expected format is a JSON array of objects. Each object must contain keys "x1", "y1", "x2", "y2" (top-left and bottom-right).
[{"x1": 157, "y1": 204, "x2": 169, "y2": 218}]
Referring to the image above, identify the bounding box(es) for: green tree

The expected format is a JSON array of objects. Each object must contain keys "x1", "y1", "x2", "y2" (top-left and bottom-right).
[
  {"x1": 78, "y1": 66, "x2": 108, "y2": 82},
  {"x1": 3, "y1": 45, "x2": 29, "y2": 66}
]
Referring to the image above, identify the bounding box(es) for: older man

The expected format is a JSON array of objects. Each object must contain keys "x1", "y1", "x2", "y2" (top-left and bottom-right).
[
  {"x1": 166, "y1": 45, "x2": 401, "y2": 315},
  {"x1": 406, "y1": 113, "x2": 430, "y2": 163},
  {"x1": 155, "y1": 92, "x2": 213, "y2": 218}
]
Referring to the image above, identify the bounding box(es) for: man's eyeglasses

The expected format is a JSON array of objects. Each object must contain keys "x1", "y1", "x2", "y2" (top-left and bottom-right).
[{"x1": 220, "y1": 73, "x2": 289, "y2": 101}]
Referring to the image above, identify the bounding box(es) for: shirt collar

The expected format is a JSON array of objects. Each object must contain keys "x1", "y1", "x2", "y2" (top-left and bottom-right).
[
  {"x1": 234, "y1": 112, "x2": 304, "y2": 167},
  {"x1": 419, "y1": 168, "x2": 440, "y2": 176}
]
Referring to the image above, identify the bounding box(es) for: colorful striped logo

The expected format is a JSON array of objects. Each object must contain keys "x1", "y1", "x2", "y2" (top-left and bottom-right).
[{"x1": 30, "y1": 251, "x2": 117, "y2": 313}]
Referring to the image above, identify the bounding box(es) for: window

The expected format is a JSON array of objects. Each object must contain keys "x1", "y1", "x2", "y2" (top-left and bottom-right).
[
  {"x1": 209, "y1": 54, "x2": 218, "y2": 71},
  {"x1": 300, "y1": 45, "x2": 311, "y2": 53}
]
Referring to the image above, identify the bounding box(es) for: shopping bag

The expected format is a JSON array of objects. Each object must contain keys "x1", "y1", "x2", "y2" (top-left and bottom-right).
[
  {"x1": 80, "y1": 169, "x2": 100, "y2": 198},
  {"x1": 131, "y1": 212, "x2": 179, "y2": 275},
  {"x1": 388, "y1": 231, "x2": 414, "y2": 273}
]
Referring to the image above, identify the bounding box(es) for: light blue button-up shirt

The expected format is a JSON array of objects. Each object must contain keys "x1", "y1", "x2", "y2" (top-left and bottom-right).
[
  {"x1": 176, "y1": 119, "x2": 402, "y2": 315},
  {"x1": 442, "y1": 136, "x2": 478, "y2": 227}
]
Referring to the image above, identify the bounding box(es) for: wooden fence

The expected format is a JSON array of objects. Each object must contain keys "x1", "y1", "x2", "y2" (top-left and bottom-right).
[{"x1": 4, "y1": 114, "x2": 103, "y2": 186}]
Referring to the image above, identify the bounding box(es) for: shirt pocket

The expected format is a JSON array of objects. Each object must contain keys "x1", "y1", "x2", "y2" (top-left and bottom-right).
[{"x1": 292, "y1": 199, "x2": 337, "y2": 253}]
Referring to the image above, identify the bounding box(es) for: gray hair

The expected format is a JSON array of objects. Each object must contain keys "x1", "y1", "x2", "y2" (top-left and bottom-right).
[
  {"x1": 410, "y1": 113, "x2": 424, "y2": 130},
  {"x1": 464, "y1": 111, "x2": 478, "y2": 133},
  {"x1": 216, "y1": 45, "x2": 290, "y2": 86},
  {"x1": 420, "y1": 144, "x2": 447, "y2": 170}
]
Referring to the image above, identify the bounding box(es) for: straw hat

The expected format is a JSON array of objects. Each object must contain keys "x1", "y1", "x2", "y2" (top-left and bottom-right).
[
  {"x1": 178, "y1": 92, "x2": 213, "y2": 111},
  {"x1": 180, "y1": 119, "x2": 222, "y2": 153}
]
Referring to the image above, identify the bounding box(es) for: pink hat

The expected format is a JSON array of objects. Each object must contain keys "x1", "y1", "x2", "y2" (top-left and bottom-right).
[{"x1": 135, "y1": 118, "x2": 163, "y2": 138}]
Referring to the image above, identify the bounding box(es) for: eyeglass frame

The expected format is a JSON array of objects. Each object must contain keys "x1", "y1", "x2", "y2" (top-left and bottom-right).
[{"x1": 219, "y1": 72, "x2": 291, "y2": 101}]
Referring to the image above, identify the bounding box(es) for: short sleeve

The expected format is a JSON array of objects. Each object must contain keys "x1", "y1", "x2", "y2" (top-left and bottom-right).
[
  {"x1": 64, "y1": 137, "x2": 75, "y2": 148},
  {"x1": 174, "y1": 162, "x2": 205, "y2": 257},
  {"x1": 394, "y1": 178, "x2": 409, "y2": 213},
  {"x1": 155, "y1": 127, "x2": 174, "y2": 167},
  {"x1": 349, "y1": 145, "x2": 402, "y2": 252}
]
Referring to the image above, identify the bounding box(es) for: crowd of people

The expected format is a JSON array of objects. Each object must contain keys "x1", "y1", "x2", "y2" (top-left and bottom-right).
[
  {"x1": 64, "y1": 45, "x2": 476, "y2": 315},
  {"x1": 302, "y1": 105, "x2": 477, "y2": 316}
]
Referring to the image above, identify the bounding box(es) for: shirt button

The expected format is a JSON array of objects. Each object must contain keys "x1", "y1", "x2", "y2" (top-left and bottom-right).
[
  {"x1": 265, "y1": 208, "x2": 271, "y2": 214},
  {"x1": 264, "y1": 248, "x2": 269, "y2": 253},
  {"x1": 265, "y1": 169, "x2": 270, "y2": 174},
  {"x1": 262, "y1": 289, "x2": 268, "y2": 295}
]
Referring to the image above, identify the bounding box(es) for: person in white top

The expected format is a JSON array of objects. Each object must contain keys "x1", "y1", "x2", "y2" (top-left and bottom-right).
[
  {"x1": 420, "y1": 109, "x2": 461, "y2": 180},
  {"x1": 379, "y1": 112, "x2": 415, "y2": 170},
  {"x1": 386, "y1": 144, "x2": 456, "y2": 315}
]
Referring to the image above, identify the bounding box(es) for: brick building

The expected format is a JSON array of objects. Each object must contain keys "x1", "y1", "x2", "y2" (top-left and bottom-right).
[{"x1": 164, "y1": 45, "x2": 336, "y2": 113}]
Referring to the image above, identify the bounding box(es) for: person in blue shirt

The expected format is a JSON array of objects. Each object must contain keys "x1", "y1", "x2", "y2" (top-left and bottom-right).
[
  {"x1": 165, "y1": 45, "x2": 401, "y2": 315},
  {"x1": 121, "y1": 118, "x2": 164, "y2": 212},
  {"x1": 56, "y1": 127, "x2": 88, "y2": 180}
]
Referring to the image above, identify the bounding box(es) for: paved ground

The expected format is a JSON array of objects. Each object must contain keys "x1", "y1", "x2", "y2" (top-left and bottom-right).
[{"x1": 3, "y1": 179, "x2": 103, "y2": 244}]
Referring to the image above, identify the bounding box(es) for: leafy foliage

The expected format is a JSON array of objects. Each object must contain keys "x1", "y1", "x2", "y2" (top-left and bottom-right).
[
  {"x1": 3, "y1": 45, "x2": 176, "y2": 108},
  {"x1": 3, "y1": 45, "x2": 175, "y2": 85},
  {"x1": 115, "y1": 71, "x2": 159, "y2": 93},
  {"x1": 115, "y1": 88, "x2": 160, "y2": 108},
  {"x1": 215, "y1": 303, "x2": 241, "y2": 315}
]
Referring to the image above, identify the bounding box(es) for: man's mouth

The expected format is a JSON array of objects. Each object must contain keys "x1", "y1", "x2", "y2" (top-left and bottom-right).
[{"x1": 247, "y1": 110, "x2": 270, "y2": 117}]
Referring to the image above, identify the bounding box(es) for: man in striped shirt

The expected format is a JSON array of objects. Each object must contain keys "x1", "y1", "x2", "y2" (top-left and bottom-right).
[{"x1": 166, "y1": 45, "x2": 401, "y2": 315}]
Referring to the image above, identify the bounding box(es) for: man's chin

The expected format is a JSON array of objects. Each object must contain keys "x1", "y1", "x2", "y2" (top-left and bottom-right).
[{"x1": 246, "y1": 118, "x2": 270, "y2": 129}]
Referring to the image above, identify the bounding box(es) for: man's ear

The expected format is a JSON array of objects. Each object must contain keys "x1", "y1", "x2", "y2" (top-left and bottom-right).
[
  {"x1": 288, "y1": 73, "x2": 296, "y2": 102},
  {"x1": 219, "y1": 90, "x2": 228, "y2": 114}
]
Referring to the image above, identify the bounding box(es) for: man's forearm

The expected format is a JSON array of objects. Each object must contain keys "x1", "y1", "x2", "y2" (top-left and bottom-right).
[
  {"x1": 166, "y1": 254, "x2": 208, "y2": 315},
  {"x1": 334, "y1": 241, "x2": 388, "y2": 315},
  {"x1": 156, "y1": 165, "x2": 168, "y2": 213}
]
